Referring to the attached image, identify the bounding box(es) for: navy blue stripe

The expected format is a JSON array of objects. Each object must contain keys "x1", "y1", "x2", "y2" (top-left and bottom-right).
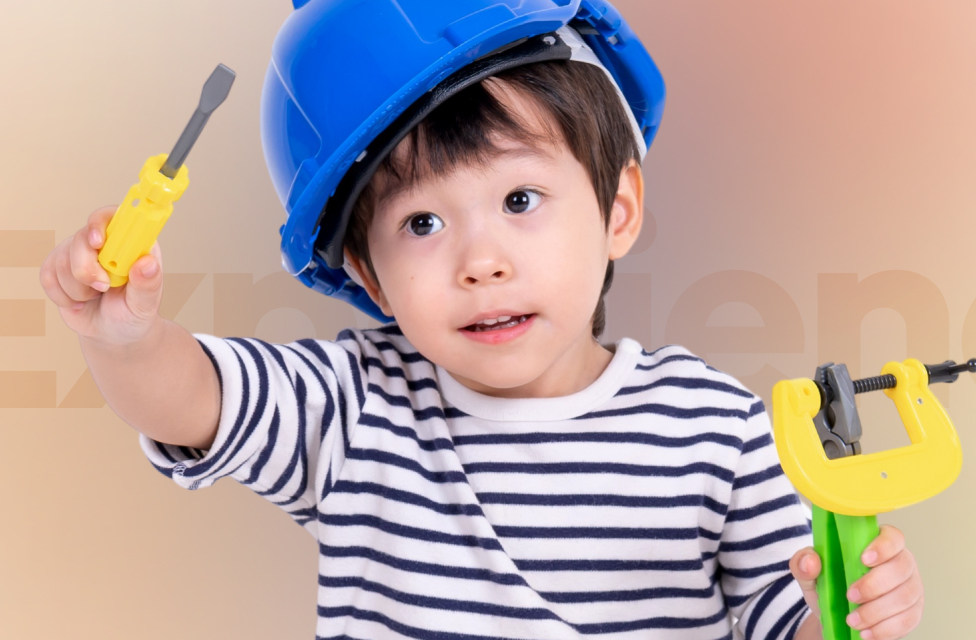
[
  {"x1": 320, "y1": 544, "x2": 718, "y2": 605},
  {"x1": 359, "y1": 413, "x2": 455, "y2": 451},
  {"x1": 320, "y1": 601, "x2": 730, "y2": 637},
  {"x1": 320, "y1": 575, "x2": 560, "y2": 621},
  {"x1": 260, "y1": 372, "x2": 308, "y2": 504},
  {"x1": 726, "y1": 494, "x2": 801, "y2": 522},
  {"x1": 747, "y1": 399, "x2": 765, "y2": 417},
  {"x1": 362, "y1": 356, "x2": 438, "y2": 392},
  {"x1": 318, "y1": 605, "x2": 530, "y2": 640},
  {"x1": 152, "y1": 441, "x2": 178, "y2": 465},
  {"x1": 237, "y1": 345, "x2": 307, "y2": 505},
  {"x1": 577, "y1": 402, "x2": 752, "y2": 421},
  {"x1": 368, "y1": 382, "x2": 412, "y2": 408},
  {"x1": 321, "y1": 575, "x2": 731, "y2": 633},
  {"x1": 733, "y1": 464, "x2": 786, "y2": 490},
  {"x1": 286, "y1": 341, "x2": 348, "y2": 449},
  {"x1": 373, "y1": 324, "x2": 404, "y2": 336},
  {"x1": 617, "y1": 376, "x2": 753, "y2": 399},
  {"x1": 721, "y1": 560, "x2": 790, "y2": 579},
  {"x1": 462, "y1": 460, "x2": 735, "y2": 483},
  {"x1": 492, "y1": 524, "x2": 700, "y2": 540},
  {"x1": 320, "y1": 513, "x2": 504, "y2": 551},
  {"x1": 786, "y1": 603, "x2": 808, "y2": 640},
  {"x1": 699, "y1": 526, "x2": 722, "y2": 541},
  {"x1": 452, "y1": 430, "x2": 743, "y2": 451},
  {"x1": 320, "y1": 544, "x2": 528, "y2": 587},
  {"x1": 742, "y1": 433, "x2": 773, "y2": 454},
  {"x1": 249, "y1": 337, "x2": 290, "y2": 377},
  {"x1": 274, "y1": 342, "x2": 343, "y2": 501},
  {"x1": 346, "y1": 448, "x2": 468, "y2": 483},
  {"x1": 513, "y1": 557, "x2": 704, "y2": 572},
  {"x1": 241, "y1": 404, "x2": 280, "y2": 487},
  {"x1": 246, "y1": 341, "x2": 299, "y2": 495},
  {"x1": 176, "y1": 445, "x2": 199, "y2": 460},
  {"x1": 178, "y1": 339, "x2": 267, "y2": 480},
  {"x1": 258, "y1": 403, "x2": 306, "y2": 504},
  {"x1": 745, "y1": 573, "x2": 794, "y2": 640},
  {"x1": 720, "y1": 525, "x2": 811, "y2": 553},
  {"x1": 367, "y1": 337, "x2": 429, "y2": 364},
  {"x1": 635, "y1": 353, "x2": 707, "y2": 371},
  {"x1": 333, "y1": 480, "x2": 484, "y2": 516},
  {"x1": 476, "y1": 491, "x2": 728, "y2": 515},
  {"x1": 293, "y1": 339, "x2": 361, "y2": 451},
  {"x1": 640, "y1": 344, "x2": 679, "y2": 358},
  {"x1": 541, "y1": 582, "x2": 717, "y2": 603},
  {"x1": 575, "y1": 608, "x2": 729, "y2": 633},
  {"x1": 196, "y1": 338, "x2": 223, "y2": 391},
  {"x1": 770, "y1": 597, "x2": 808, "y2": 640},
  {"x1": 442, "y1": 407, "x2": 468, "y2": 420}
]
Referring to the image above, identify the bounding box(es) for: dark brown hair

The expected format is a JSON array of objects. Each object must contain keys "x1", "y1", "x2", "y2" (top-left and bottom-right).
[{"x1": 345, "y1": 59, "x2": 642, "y2": 338}]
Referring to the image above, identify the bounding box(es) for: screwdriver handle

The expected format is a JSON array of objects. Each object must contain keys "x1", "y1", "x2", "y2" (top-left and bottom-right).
[{"x1": 98, "y1": 154, "x2": 189, "y2": 287}]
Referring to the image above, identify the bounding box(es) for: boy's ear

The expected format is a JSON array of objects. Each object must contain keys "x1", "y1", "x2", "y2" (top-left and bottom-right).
[
  {"x1": 343, "y1": 247, "x2": 394, "y2": 317},
  {"x1": 607, "y1": 158, "x2": 645, "y2": 261}
]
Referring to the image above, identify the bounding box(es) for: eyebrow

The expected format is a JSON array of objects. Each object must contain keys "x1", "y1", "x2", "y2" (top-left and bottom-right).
[
  {"x1": 376, "y1": 143, "x2": 558, "y2": 209},
  {"x1": 493, "y1": 144, "x2": 558, "y2": 162}
]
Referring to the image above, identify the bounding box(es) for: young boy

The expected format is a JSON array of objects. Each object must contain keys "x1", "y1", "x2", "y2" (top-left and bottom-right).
[{"x1": 40, "y1": 2, "x2": 923, "y2": 638}]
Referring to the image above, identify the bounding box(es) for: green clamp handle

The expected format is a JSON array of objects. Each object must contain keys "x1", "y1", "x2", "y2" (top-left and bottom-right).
[{"x1": 813, "y1": 505, "x2": 880, "y2": 640}]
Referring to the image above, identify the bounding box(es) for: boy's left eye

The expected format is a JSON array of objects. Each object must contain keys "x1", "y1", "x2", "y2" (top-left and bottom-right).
[{"x1": 504, "y1": 189, "x2": 542, "y2": 214}]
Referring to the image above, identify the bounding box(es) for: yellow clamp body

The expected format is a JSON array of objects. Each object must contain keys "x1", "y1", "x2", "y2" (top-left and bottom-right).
[
  {"x1": 97, "y1": 153, "x2": 189, "y2": 287},
  {"x1": 772, "y1": 358, "x2": 963, "y2": 515}
]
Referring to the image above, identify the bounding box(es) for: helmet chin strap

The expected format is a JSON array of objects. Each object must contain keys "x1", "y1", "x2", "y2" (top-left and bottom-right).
[
  {"x1": 343, "y1": 250, "x2": 368, "y2": 291},
  {"x1": 557, "y1": 25, "x2": 649, "y2": 161}
]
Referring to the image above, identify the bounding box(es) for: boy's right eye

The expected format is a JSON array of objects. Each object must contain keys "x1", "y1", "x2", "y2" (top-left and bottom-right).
[{"x1": 404, "y1": 212, "x2": 444, "y2": 237}]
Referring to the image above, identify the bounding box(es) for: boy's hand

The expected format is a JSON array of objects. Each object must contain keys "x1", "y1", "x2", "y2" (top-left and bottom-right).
[
  {"x1": 39, "y1": 205, "x2": 164, "y2": 346},
  {"x1": 790, "y1": 524, "x2": 924, "y2": 639}
]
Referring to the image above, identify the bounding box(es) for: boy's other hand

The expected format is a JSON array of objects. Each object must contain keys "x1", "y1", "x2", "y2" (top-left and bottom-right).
[
  {"x1": 790, "y1": 524, "x2": 924, "y2": 639},
  {"x1": 39, "y1": 205, "x2": 164, "y2": 346}
]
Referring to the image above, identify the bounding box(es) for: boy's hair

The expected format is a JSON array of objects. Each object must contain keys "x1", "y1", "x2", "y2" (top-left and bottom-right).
[{"x1": 345, "y1": 59, "x2": 642, "y2": 339}]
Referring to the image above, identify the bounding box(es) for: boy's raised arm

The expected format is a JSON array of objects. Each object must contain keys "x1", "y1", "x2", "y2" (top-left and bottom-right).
[
  {"x1": 40, "y1": 206, "x2": 221, "y2": 451},
  {"x1": 79, "y1": 317, "x2": 221, "y2": 451}
]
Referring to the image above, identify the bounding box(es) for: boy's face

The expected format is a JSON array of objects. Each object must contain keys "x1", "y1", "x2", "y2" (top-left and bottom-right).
[{"x1": 347, "y1": 86, "x2": 644, "y2": 398}]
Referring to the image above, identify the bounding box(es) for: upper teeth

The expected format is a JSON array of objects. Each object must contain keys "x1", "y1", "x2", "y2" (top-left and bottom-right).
[{"x1": 477, "y1": 315, "x2": 512, "y2": 326}]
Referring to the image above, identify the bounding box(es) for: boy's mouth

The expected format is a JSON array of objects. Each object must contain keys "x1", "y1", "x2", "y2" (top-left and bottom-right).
[{"x1": 462, "y1": 313, "x2": 534, "y2": 333}]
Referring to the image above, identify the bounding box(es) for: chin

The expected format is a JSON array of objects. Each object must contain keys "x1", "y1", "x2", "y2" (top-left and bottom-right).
[{"x1": 456, "y1": 362, "x2": 542, "y2": 391}]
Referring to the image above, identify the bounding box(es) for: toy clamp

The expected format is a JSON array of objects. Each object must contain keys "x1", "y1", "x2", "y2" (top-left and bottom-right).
[
  {"x1": 772, "y1": 358, "x2": 969, "y2": 640},
  {"x1": 773, "y1": 359, "x2": 965, "y2": 516}
]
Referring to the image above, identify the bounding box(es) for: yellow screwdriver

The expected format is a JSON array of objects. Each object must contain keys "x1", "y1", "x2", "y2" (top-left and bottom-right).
[{"x1": 98, "y1": 63, "x2": 235, "y2": 287}]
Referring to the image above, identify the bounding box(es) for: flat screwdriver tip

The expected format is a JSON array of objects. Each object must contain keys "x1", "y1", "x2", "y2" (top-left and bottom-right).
[
  {"x1": 200, "y1": 64, "x2": 236, "y2": 114},
  {"x1": 160, "y1": 63, "x2": 237, "y2": 178}
]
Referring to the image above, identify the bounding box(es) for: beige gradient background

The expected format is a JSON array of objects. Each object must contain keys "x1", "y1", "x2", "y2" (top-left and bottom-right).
[{"x1": 1, "y1": 0, "x2": 974, "y2": 637}]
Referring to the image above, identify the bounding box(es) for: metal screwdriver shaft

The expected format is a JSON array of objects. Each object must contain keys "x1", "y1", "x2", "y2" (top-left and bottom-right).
[{"x1": 160, "y1": 63, "x2": 236, "y2": 178}]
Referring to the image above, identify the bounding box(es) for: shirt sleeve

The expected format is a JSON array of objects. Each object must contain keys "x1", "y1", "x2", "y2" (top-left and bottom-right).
[
  {"x1": 139, "y1": 331, "x2": 368, "y2": 530},
  {"x1": 720, "y1": 396, "x2": 815, "y2": 640}
]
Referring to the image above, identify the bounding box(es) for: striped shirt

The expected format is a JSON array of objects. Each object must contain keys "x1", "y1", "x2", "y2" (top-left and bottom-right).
[{"x1": 141, "y1": 324, "x2": 814, "y2": 640}]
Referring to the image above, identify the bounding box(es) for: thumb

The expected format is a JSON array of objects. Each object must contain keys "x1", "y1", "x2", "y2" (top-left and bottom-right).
[
  {"x1": 124, "y1": 249, "x2": 163, "y2": 320},
  {"x1": 789, "y1": 547, "x2": 822, "y2": 619}
]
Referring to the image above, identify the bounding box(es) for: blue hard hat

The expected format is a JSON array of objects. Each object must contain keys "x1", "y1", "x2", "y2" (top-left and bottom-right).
[{"x1": 262, "y1": 0, "x2": 666, "y2": 322}]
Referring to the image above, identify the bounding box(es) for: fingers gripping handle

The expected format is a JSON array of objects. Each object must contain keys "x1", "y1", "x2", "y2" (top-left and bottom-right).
[{"x1": 98, "y1": 154, "x2": 188, "y2": 287}]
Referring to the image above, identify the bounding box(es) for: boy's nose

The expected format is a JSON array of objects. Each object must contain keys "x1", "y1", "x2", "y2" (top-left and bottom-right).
[{"x1": 457, "y1": 252, "x2": 513, "y2": 288}]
